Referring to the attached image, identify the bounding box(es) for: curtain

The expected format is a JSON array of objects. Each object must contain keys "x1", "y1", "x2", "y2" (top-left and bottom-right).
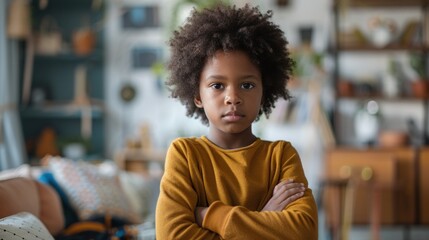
[{"x1": 0, "y1": 0, "x2": 27, "y2": 170}]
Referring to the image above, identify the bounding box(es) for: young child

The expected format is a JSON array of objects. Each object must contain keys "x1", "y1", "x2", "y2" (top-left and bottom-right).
[{"x1": 156, "y1": 4, "x2": 318, "y2": 239}]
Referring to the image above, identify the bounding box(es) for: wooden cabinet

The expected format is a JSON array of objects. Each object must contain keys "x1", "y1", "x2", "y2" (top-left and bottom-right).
[
  {"x1": 323, "y1": 147, "x2": 421, "y2": 240},
  {"x1": 323, "y1": 147, "x2": 416, "y2": 226},
  {"x1": 324, "y1": 150, "x2": 396, "y2": 225},
  {"x1": 322, "y1": 146, "x2": 429, "y2": 240},
  {"x1": 420, "y1": 147, "x2": 429, "y2": 224}
]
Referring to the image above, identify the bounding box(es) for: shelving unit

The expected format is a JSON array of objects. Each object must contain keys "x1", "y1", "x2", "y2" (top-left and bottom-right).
[
  {"x1": 331, "y1": 0, "x2": 429, "y2": 147},
  {"x1": 324, "y1": 1, "x2": 429, "y2": 238},
  {"x1": 19, "y1": 0, "x2": 105, "y2": 161}
]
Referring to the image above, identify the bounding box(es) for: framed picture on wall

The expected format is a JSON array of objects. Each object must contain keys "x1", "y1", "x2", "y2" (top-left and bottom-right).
[
  {"x1": 131, "y1": 47, "x2": 162, "y2": 69},
  {"x1": 122, "y1": 6, "x2": 160, "y2": 29}
]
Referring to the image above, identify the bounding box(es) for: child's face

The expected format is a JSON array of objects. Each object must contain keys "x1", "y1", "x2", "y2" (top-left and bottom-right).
[{"x1": 195, "y1": 50, "x2": 263, "y2": 134}]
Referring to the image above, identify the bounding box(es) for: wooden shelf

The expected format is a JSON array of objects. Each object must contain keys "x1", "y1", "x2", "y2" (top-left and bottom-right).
[
  {"x1": 35, "y1": 51, "x2": 103, "y2": 62},
  {"x1": 337, "y1": 95, "x2": 428, "y2": 102},
  {"x1": 337, "y1": 44, "x2": 426, "y2": 52},
  {"x1": 335, "y1": 0, "x2": 429, "y2": 7},
  {"x1": 115, "y1": 148, "x2": 166, "y2": 176},
  {"x1": 327, "y1": 44, "x2": 426, "y2": 53},
  {"x1": 20, "y1": 103, "x2": 104, "y2": 119}
]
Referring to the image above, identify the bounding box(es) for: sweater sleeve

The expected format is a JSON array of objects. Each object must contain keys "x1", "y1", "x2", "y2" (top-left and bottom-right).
[
  {"x1": 201, "y1": 144, "x2": 318, "y2": 240},
  {"x1": 155, "y1": 140, "x2": 221, "y2": 240}
]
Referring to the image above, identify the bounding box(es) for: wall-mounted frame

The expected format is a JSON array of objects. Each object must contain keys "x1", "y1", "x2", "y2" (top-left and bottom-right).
[
  {"x1": 131, "y1": 47, "x2": 162, "y2": 69},
  {"x1": 122, "y1": 6, "x2": 160, "y2": 29}
]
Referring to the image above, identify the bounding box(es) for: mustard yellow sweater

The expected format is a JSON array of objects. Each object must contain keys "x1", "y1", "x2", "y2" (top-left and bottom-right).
[{"x1": 155, "y1": 136, "x2": 318, "y2": 240}]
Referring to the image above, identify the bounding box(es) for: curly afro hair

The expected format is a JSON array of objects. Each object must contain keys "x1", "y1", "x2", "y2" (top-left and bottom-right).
[{"x1": 166, "y1": 4, "x2": 294, "y2": 125}]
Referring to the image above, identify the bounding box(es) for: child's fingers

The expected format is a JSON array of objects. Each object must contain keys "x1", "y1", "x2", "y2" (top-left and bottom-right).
[
  {"x1": 279, "y1": 191, "x2": 305, "y2": 207},
  {"x1": 274, "y1": 180, "x2": 305, "y2": 195},
  {"x1": 262, "y1": 180, "x2": 306, "y2": 211},
  {"x1": 274, "y1": 179, "x2": 294, "y2": 192},
  {"x1": 272, "y1": 181, "x2": 305, "y2": 200}
]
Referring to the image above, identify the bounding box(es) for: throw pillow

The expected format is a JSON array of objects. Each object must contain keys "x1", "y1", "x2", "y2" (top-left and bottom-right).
[
  {"x1": 0, "y1": 212, "x2": 55, "y2": 240},
  {"x1": 97, "y1": 160, "x2": 154, "y2": 219},
  {"x1": 48, "y1": 157, "x2": 140, "y2": 224}
]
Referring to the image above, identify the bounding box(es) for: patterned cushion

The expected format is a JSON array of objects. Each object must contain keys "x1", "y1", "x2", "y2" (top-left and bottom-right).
[
  {"x1": 48, "y1": 157, "x2": 140, "y2": 224},
  {"x1": 0, "y1": 212, "x2": 54, "y2": 240}
]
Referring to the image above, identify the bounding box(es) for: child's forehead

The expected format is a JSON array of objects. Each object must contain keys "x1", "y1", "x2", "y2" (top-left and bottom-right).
[
  {"x1": 207, "y1": 49, "x2": 251, "y2": 61},
  {"x1": 204, "y1": 50, "x2": 257, "y2": 67},
  {"x1": 200, "y1": 50, "x2": 262, "y2": 81}
]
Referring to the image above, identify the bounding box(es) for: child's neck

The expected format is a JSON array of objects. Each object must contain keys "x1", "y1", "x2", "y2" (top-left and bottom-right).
[{"x1": 207, "y1": 128, "x2": 257, "y2": 149}]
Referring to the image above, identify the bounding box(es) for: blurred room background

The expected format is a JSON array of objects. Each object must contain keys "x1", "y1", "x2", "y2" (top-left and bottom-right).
[{"x1": 1, "y1": 0, "x2": 429, "y2": 239}]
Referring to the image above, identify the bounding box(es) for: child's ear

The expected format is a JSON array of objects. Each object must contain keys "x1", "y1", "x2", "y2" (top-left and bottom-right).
[{"x1": 194, "y1": 96, "x2": 203, "y2": 108}]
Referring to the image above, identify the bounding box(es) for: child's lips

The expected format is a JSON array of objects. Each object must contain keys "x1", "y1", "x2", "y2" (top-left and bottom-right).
[{"x1": 223, "y1": 111, "x2": 244, "y2": 121}]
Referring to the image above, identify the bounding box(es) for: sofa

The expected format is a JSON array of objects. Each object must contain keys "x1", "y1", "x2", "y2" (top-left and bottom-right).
[
  {"x1": 0, "y1": 156, "x2": 161, "y2": 239},
  {"x1": 0, "y1": 177, "x2": 64, "y2": 236}
]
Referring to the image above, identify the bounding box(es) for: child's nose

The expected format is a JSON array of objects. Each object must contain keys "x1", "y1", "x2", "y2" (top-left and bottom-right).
[{"x1": 224, "y1": 88, "x2": 242, "y2": 105}]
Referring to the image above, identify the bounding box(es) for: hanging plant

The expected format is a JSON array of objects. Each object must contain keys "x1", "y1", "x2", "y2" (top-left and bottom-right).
[
  {"x1": 169, "y1": 0, "x2": 231, "y2": 33},
  {"x1": 409, "y1": 52, "x2": 429, "y2": 98}
]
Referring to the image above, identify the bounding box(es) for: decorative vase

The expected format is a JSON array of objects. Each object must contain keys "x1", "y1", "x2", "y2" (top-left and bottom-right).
[
  {"x1": 371, "y1": 26, "x2": 392, "y2": 48},
  {"x1": 72, "y1": 28, "x2": 96, "y2": 55},
  {"x1": 354, "y1": 100, "x2": 380, "y2": 146},
  {"x1": 382, "y1": 72, "x2": 400, "y2": 98},
  {"x1": 337, "y1": 81, "x2": 354, "y2": 97},
  {"x1": 412, "y1": 80, "x2": 429, "y2": 99}
]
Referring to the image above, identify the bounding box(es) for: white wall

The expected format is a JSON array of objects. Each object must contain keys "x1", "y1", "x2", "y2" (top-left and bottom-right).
[
  {"x1": 104, "y1": 0, "x2": 332, "y2": 192},
  {"x1": 105, "y1": 0, "x2": 331, "y2": 152},
  {"x1": 105, "y1": 0, "x2": 208, "y2": 157},
  {"x1": 104, "y1": 0, "x2": 426, "y2": 191},
  {"x1": 105, "y1": 1, "x2": 429, "y2": 239}
]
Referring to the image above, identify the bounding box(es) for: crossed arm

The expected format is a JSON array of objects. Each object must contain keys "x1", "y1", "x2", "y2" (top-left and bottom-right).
[
  {"x1": 155, "y1": 143, "x2": 318, "y2": 240},
  {"x1": 195, "y1": 179, "x2": 306, "y2": 225},
  {"x1": 156, "y1": 176, "x2": 317, "y2": 239}
]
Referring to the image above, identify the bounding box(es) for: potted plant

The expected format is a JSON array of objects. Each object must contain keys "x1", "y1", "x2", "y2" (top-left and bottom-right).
[
  {"x1": 409, "y1": 52, "x2": 429, "y2": 98},
  {"x1": 170, "y1": 0, "x2": 231, "y2": 32}
]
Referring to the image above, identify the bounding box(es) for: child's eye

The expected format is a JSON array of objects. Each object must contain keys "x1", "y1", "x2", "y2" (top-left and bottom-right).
[
  {"x1": 241, "y1": 82, "x2": 255, "y2": 90},
  {"x1": 210, "y1": 83, "x2": 224, "y2": 89}
]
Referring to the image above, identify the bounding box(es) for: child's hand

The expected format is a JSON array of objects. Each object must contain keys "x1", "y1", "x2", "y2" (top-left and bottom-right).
[{"x1": 262, "y1": 179, "x2": 305, "y2": 212}]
